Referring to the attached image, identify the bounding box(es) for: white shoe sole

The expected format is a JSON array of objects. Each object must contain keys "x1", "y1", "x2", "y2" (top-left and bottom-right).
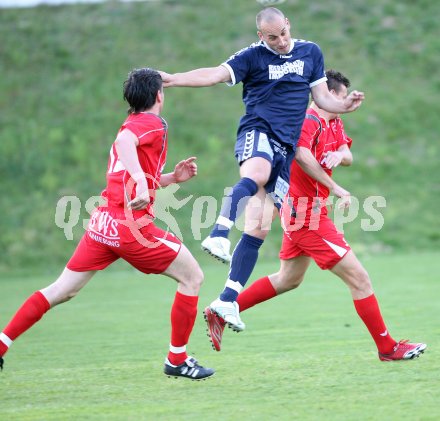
[{"x1": 201, "y1": 240, "x2": 231, "y2": 264}]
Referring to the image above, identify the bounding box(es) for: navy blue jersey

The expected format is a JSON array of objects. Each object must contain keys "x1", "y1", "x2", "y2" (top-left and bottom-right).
[{"x1": 222, "y1": 39, "x2": 326, "y2": 148}]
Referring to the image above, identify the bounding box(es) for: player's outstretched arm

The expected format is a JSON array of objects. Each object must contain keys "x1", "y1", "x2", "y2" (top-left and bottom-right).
[
  {"x1": 159, "y1": 66, "x2": 231, "y2": 88},
  {"x1": 311, "y1": 82, "x2": 364, "y2": 114}
]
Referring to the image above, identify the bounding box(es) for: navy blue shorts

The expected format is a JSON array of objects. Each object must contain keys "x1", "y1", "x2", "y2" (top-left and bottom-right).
[{"x1": 235, "y1": 130, "x2": 294, "y2": 209}]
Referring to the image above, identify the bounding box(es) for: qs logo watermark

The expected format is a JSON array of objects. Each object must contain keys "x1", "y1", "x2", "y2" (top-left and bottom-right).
[{"x1": 54, "y1": 182, "x2": 387, "y2": 245}]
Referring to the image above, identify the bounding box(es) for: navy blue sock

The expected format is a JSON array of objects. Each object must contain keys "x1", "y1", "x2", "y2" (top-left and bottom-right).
[
  {"x1": 220, "y1": 234, "x2": 264, "y2": 302},
  {"x1": 210, "y1": 177, "x2": 258, "y2": 239}
]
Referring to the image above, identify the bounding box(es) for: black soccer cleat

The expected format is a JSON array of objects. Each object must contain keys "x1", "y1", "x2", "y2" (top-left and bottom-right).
[
  {"x1": 0, "y1": 356, "x2": 4, "y2": 371},
  {"x1": 164, "y1": 356, "x2": 214, "y2": 380}
]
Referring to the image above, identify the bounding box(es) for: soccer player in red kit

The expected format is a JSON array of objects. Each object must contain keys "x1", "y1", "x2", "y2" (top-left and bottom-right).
[
  {"x1": 0, "y1": 68, "x2": 214, "y2": 380},
  {"x1": 205, "y1": 70, "x2": 426, "y2": 362}
]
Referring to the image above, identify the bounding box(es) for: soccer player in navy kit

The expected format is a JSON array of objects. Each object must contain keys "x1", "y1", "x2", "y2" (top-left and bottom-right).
[
  {"x1": 160, "y1": 7, "x2": 364, "y2": 331},
  {"x1": 204, "y1": 70, "x2": 427, "y2": 361}
]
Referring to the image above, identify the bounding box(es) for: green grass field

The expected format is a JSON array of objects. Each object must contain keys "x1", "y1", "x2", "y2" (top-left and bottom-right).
[{"x1": 0, "y1": 252, "x2": 438, "y2": 420}]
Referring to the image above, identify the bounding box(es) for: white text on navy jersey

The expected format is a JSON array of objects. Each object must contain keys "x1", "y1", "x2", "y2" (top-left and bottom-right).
[{"x1": 268, "y1": 60, "x2": 304, "y2": 80}]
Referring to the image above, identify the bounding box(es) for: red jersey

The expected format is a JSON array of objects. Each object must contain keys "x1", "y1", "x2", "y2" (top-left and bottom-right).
[
  {"x1": 102, "y1": 112, "x2": 168, "y2": 218},
  {"x1": 288, "y1": 108, "x2": 352, "y2": 226}
]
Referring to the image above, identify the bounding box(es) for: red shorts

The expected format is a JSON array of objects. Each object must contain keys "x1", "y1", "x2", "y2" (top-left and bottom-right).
[
  {"x1": 279, "y1": 215, "x2": 350, "y2": 270},
  {"x1": 67, "y1": 207, "x2": 181, "y2": 274}
]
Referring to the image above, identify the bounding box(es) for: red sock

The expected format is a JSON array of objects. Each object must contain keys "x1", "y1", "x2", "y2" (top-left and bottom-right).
[
  {"x1": 167, "y1": 291, "x2": 198, "y2": 366},
  {"x1": 0, "y1": 291, "x2": 50, "y2": 357},
  {"x1": 353, "y1": 294, "x2": 396, "y2": 354},
  {"x1": 236, "y1": 276, "x2": 277, "y2": 313}
]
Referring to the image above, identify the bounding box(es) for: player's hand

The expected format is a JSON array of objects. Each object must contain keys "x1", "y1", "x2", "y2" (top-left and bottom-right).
[
  {"x1": 173, "y1": 157, "x2": 198, "y2": 183},
  {"x1": 158, "y1": 71, "x2": 173, "y2": 87},
  {"x1": 127, "y1": 181, "x2": 151, "y2": 210},
  {"x1": 331, "y1": 183, "x2": 351, "y2": 209},
  {"x1": 344, "y1": 90, "x2": 364, "y2": 112},
  {"x1": 321, "y1": 151, "x2": 343, "y2": 169}
]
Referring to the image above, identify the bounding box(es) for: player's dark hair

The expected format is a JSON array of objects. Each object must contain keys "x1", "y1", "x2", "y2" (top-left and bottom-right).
[
  {"x1": 123, "y1": 68, "x2": 163, "y2": 114},
  {"x1": 326, "y1": 69, "x2": 350, "y2": 93}
]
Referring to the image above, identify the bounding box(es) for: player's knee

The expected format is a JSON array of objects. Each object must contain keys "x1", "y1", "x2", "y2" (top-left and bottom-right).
[
  {"x1": 355, "y1": 266, "x2": 370, "y2": 285},
  {"x1": 242, "y1": 168, "x2": 269, "y2": 187},
  {"x1": 49, "y1": 288, "x2": 79, "y2": 306},
  {"x1": 349, "y1": 267, "x2": 372, "y2": 293},
  {"x1": 245, "y1": 225, "x2": 269, "y2": 239},
  {"x1": 67, "y1": 289, "x2": 82, "y2": 300},
  {"x1": 182, "y1": 264, "x2": 204, "y2": 290},
  {"x1": 286, "y1": 275, "x2": 303, "y2": 291},
  {"x1": 192, "y1": 265, "x2": 204, "y2": 288},
  {"x1": 57, "y1": 293, "x2": 73, "y2": 305},
  {"x1": 275, "y1": 272, "x2": 303, "y2": 293},
  {"x1": 252, "y1": 173, "x2": 269, "y2": 187}
]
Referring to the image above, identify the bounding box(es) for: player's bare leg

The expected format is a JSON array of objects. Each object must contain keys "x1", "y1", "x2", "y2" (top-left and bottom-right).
[
  {"x1": 163, "y1": 244, "x2": 203, "y2": 296},
  {"x1": 268, "y1": 256, "x2": 311, "y2": 294},
  {"x1": 234, "y1": 255, "x2": 310, "y2": 316},
  {"x1": 41, "y1": 268, "x2": 97, "y2": 306},
  {"x1": 330, "y1": 250, "x2": 372, "y2": 300},
  {"x1": 243, "y1": 186, "x2": 277, "y2": 239}
]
